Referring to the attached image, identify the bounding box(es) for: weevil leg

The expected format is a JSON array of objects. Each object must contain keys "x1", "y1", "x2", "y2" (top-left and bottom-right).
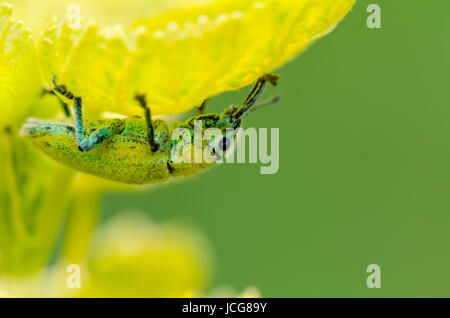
[
  {"x1": 41, "y1": 87, "x2": 71, "y2": 118},
  {"x1": 196, "y1": 99, "x2": 209, "y2": 115},
  {"x1": 231, "y1": 73, "x2": 279, "y2": 122},
  {"x1": 52, "y1": 76, "x2": 74, "y2": 100},
  {"x1": 52, "y1": 76, "x2": 123, "y2": 152},
  {"x1": 73, "y1": 97, "x2": 124, "y2": 152},
  {"x1": 135, "y1": 94, "x2": 160, "y2": 152}
]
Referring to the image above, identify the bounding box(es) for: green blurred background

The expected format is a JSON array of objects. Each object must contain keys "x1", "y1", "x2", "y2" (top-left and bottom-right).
[{"x1": 97, "y1": 0, "x2": 450, "y2": 297}]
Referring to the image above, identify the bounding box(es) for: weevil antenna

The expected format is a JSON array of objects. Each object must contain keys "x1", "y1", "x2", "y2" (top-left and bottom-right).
[
  {"x1": 243, "y1": 95, "x2": 282, "y2": 117},
  {"x1": 231, "y1": 73, "x2": 279, "y2": 122}
]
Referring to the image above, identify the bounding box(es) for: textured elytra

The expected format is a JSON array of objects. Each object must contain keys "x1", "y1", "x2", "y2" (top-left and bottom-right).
[
  {"x1": 38, "y1": 0, "x2": 355, "y2": 118},
  {"x1": 21, "y1": 118, "x2": 172, "y2": 184},
  {"x1": 20, "y1": 117, "x2": 223, "y2": 184}
]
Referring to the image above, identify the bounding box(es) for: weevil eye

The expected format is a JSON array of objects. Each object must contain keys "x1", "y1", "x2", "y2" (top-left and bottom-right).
[{"x1": 219, "y1": 137, "x2": 231, "y2": 151}]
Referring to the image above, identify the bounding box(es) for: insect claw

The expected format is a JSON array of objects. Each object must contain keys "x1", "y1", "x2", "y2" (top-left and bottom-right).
[
  {"x1": 51, "y1": 75, "x2": 74, "y2": 100},
  {"x1": 262, "y1": 73, "x2": 280, "y2": 86}
]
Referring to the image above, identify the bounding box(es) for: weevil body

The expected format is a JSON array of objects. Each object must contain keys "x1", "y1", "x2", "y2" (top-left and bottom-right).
[
  {"x1": 21, "y1": 74, "x2": 280, "y2": 185},
  {"x1": 22, "y1": 118, "x2": 171, "y2": 184},
  {"x1": 21, "y1": 114, "x2": 238, "y2": 184}
]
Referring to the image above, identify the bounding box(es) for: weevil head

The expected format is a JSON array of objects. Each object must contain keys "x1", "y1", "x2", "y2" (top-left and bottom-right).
[
  {"x1": 167, "y1": 111, "x2": 240, "y2": 177},
  {"x1": 167, "y1": 95, "x2": 283, "y2": 177},
  {"x1": 183, "y1": 107, "x2": 242, "y2": 149},
  {"x1": 167, "y1": 95, "x2": 281, "y2": 177}
]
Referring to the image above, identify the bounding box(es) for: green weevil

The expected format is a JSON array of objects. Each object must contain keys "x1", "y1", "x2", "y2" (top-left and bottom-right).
[{"x1": 20, "y1": 74, "x2": 280, "y2": 185}]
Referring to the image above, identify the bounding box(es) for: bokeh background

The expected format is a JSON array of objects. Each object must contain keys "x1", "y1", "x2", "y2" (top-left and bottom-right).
[
  {"x1": 6, "y1": 0, "x2": 450, "y2": 297},
  {"x1": 102, "y1": 0, "x2": 450, "y2": 297}
]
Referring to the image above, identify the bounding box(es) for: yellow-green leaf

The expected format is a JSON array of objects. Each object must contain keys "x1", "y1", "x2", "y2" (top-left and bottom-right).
[
  {"x1": 38, "y1": 0, "x2": 355, "y2": 117},
  {"x1": 0, "y1": 2, "x2": 41, "y2": 128}
]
